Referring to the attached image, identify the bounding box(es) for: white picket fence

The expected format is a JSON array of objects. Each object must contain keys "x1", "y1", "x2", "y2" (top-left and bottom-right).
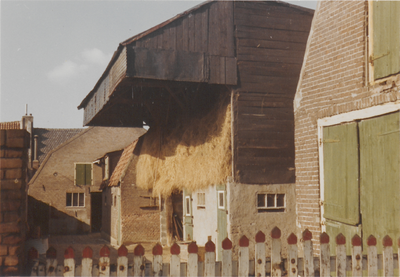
[{"x1": 27, "y1": 227, "x2": 400, "y2": 277}]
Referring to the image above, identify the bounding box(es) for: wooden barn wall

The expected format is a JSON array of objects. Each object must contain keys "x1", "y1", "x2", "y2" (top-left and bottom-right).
[
  {"x1": 132, "y1": 1, "x2": 235, "y2": 85},
  {"x1": 83, "y1": 48, "x2": 127, "y2": 126},
  {"x1": 232, "y1": 1, "x2": 313, "y2": 184}
]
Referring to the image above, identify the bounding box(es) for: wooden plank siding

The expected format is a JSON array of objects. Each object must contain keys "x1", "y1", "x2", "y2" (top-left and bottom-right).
[{"x1": 232, "y1": 1, "x2": 313, "y2": 184}]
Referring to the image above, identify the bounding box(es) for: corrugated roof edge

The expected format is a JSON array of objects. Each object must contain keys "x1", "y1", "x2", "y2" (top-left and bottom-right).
[{"x1": 78, "y1": 0, "x2": 314, "y2": 110}]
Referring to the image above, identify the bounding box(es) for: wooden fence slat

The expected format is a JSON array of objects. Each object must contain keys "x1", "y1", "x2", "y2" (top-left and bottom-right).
[
  {"x1": 383, "y1": 235, "x2": 393, "y2": 277},
  {"x1": 45, "y1": 247, "x2": 58, "y2": 277},
  {"x1": 187, "y1": 242, "x2": 198, "y2": 277},
  {"x1": 351, "y1": 235, "x2": 362, "y2": 277},
  {"x1": 302, "y1": 229, "x2": 314, "y2": 277},
  {"x1": 204, "y1": 238, "x2": 216, "y2": 277},
  {"x1": 81, "y1": 246, "x2": 93, "y2": 277},
  {"x1": 255, "y1": 231, "x2": 266, "y2": 277},
  {"x1": 222, "y1": 238, "x2": 233, "y2": 277},
  {"x1": 117, "y1": 245, "x2": 128, "y2": 277},
  {"x1": 398, "y1": 238, "x2": 400, "y2": 277},
  {"x1": 238, "y1": 235, "x2": 249, "y2": 277},
  {"x1": 271, "y1": 227, "x2": 281, "y2": 277},
  {"x1": 319, "y1": 233, "x2": 330, "y2": 277},
  {"x1": 133, "y1": 244, "x2": 145, "y2": 277},
  {"x1": 99, "y1": 245, "x2": 111, "y2": 277},
  {"x1": 287, "y1": 233, "x2": 298, "y2": 277},
  {"x1": 367, "y1": 235, "x2": 378, "y2": 277},
  {"x1": 63, "y1": 246, "x2": 75, "y2": 277},
  {"x1": 37, "y1": 264, "x2": 45, "y2": 276},
  {"x1": 170, "y1": 243, "x2": 181, "y2": 277},
  {"x1": 28, "y1": 247, "x2": 39, "y2": 276},
  {"x1": 152, "y1": 244, "x2": 163, "y2": 277},
  {"x1": 336, "y1": 233, "x2": 346, "y2": 277}
]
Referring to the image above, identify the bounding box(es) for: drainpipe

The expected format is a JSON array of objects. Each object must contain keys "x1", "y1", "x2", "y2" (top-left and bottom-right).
[
  {"x1": 117, "y1": 188, "x2": 121, "y2": 246},
  {"x1": 33, "y1": 135, "x2": 39, "y2": 169}
]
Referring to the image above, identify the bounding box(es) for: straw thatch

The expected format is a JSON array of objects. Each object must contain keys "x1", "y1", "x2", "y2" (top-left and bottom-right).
[{"x1": 136, "y1": 96, "x2": 232, "y2": 196}]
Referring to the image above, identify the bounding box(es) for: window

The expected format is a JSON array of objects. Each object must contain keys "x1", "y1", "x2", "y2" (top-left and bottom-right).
[
  {"x1": 197, "y1": 192, "x2": 205, "y2": 209},
  {"x1": 75, "y1": 163, "x2": 92, "y2": 186},
  {"x1": 66, "y1": 193, "x2": 84, "y2": 207},
  {"x1": 218, "y1": 191, "x2": 225, "y2": 209},
  {"x1": 257, "y1": 193, "x2": 285, "y2": 211},
  {"x1": 368, "y1": 1, "x2": 400, "y2": 81},
  {"x1": 104, "y1": 156, "x2": 110, "y2": 180},
  {"x1": 185, "y1": 196, "x2": 191, "y2": 216}
]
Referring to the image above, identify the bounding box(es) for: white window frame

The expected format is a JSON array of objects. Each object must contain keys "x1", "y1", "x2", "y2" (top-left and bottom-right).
[
  {"x1": 104, "y1": 156, "x2": 110, "y2": 180},
  {"x1": 256, "y1": 193, "x2": 285, "y2": 210},
  {"x1": 185, "y1": 196, "x2": 191, "y2": 216},
  {"x1": 66, "y1": 192, "x2": 85, "y2": 208},
  {"x1": 217, "y1": 191, "x2": 225, "y2": 209},
  {"x1": 197, "y1": 192, "x2": 206, "y2": 209},
  {"x1": 317, "y1": 102, "x2": 400, "y2": 231}
]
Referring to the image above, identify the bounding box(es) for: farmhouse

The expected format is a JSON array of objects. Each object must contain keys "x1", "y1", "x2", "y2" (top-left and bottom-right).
[
  {"x1": 28, "y1": 127, "x2": 145, "y2": 235},
  {"x1": 78, "y1": 1, "x2": 313, "y2": 259},
  {"x1": 294, "y1": 1, "x2": 400, "y2": 253}
]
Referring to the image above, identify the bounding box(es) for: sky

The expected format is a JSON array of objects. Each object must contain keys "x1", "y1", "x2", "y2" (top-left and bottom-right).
[{"x1": 1, "y1": 0, "x2": 317, "y2": 129}]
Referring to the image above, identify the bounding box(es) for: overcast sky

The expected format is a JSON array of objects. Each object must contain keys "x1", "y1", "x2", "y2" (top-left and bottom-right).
[{"x1": 1, "y1": 1, "x2": 317, "y2": 128}]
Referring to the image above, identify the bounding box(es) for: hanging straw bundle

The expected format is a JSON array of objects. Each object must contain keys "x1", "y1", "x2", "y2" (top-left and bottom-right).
[{"x1": 136, "y1": 96, "x2": 232, "y2": 196}]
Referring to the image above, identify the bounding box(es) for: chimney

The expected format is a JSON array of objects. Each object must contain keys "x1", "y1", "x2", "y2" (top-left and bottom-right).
[{"x1": 21, "y1": 104, "x2": 34, "y2": 169}]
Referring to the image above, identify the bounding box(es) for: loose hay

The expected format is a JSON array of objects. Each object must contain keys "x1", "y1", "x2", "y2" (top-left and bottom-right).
[{"x1": 136, "y1": 97, "x2": 232, "y2": 196}]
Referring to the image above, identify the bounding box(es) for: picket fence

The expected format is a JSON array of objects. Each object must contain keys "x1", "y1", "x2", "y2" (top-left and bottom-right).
[{"x1": 27, "y1": 227, "x2": 399, "y2": 277}]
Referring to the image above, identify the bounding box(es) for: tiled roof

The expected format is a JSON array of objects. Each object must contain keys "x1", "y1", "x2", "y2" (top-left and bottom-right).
[
  {"x1": 0, "y1": 121, "x2": 20, "y2": 130},
  {"x1": 34, "y1": 128, "x2": 84, "y2": 163},
  {"x1": 108, "y1": 139, "x2": 139, "y2": 187}
]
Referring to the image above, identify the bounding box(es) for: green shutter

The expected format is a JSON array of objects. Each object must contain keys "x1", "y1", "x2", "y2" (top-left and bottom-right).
[
  {"x1": 85, "y1": 164, "x2": 92, "y2": 185},
  {"x1": 76, "y1": 164, "x2": 85, "y2": 185},
  {"x1": 323, "y1": 122, "x2": 359, "y2": 225},
  {"x1": 359, "y1": 112, "x2": 400, "y2": 252},
  {"x1": 372, "y1": 1, "x2": 400, "y2": 80}
]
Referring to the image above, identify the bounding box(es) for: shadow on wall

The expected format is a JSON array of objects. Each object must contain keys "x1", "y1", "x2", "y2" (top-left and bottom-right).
[{"x1": 28, "y1": 196, "x2": 90, "y2": 237}]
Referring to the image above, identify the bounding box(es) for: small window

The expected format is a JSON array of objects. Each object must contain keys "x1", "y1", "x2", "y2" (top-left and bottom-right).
[
  {"x1": 66, "y1": 193, "x2": 84, "y2": 207},
  {"x1": 113, "y1": 195, "x2": 117, "y2": 207},
  {"x1": 257, "y1": 193, "x2": 285, "y2": 212},
  {"x1": 197, "y1": 192, "x2": 205, "y2": 209},
  {"x1": 185, "y1": 196, "x2": 191, "y2": 216},
  {"x1": 218, "y1": 191, "x2": 225, "y2": 209},
  {"x1": 75, "y1": 163, "x2": 92, "y2": 186}
]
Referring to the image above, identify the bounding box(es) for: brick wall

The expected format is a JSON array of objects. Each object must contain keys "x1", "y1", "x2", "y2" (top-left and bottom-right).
[
  {"x1": 294, "y1": 0, "x2": 400, "y2": 250},
  {"x1": 120, "y1": 183, "x2": 160, "y2": 244},
  {"x1": 0, "y1": 129, "x2": 29, "y2": 275}
]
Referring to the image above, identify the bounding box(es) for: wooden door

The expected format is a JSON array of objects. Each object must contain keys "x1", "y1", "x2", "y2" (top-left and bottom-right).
[
  {"x1": 359, "y1": 112, "x2": 400, "y2": 252},
  {"x1": 323, "y1": 122, "x2": 361, "y2": 252}
]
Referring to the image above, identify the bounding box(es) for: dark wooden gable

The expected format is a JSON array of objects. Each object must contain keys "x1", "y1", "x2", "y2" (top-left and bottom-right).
[
  {"x1": 232, "y1": 1, "x2": 313, "y2": 184},
  {"x1": 79, "y1": 1, "x2": 314, "y2": 186}
]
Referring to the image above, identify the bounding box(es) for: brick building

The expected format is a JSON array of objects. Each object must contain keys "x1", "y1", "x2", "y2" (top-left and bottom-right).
[
  {"x1": 100, "y1": 138, "x2": 159, "y2": 246},
  {"x1": 0, "y1": 129, "x2": 29, "y2": 275},
  {"x1": 28, "y1": 127, "x2": 145, "y2": 236},
  {"x1": 294, "y1": 1, "x2": 400, "y2": 253}
]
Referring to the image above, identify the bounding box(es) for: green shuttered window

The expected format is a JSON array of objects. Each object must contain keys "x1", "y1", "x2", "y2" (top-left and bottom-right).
[
  {"x1": 371, "y1": 1, "x2": 400, "y2": 80},
  {"x1": 323, "y1": 122, "x2": 360, "y2": 225},
  {"x1": 75, "y1": 163, "x2": 92, "y2": 186}
]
